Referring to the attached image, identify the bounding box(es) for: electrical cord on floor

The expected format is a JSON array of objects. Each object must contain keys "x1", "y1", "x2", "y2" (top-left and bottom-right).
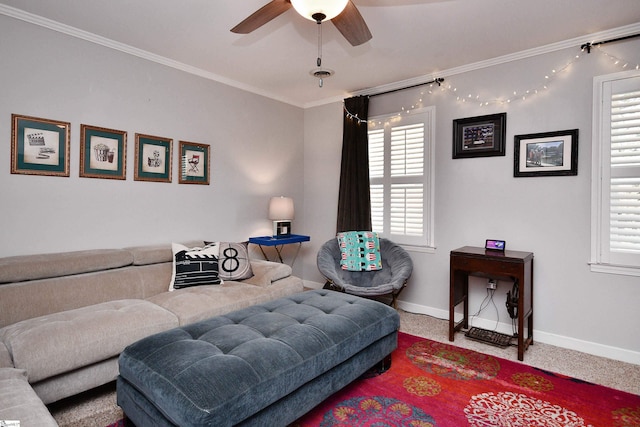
[{"x1": 469, "y1": 287, "x2": 500, "y2": 331}]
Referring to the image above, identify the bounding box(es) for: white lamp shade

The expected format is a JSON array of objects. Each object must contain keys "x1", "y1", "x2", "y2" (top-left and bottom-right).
[
  {"x1": 268, "y1": 196, "x2": 295, "y2": 220},
  {"x1": 291, "y1": 0, "x2": 349, "y2": 21}
]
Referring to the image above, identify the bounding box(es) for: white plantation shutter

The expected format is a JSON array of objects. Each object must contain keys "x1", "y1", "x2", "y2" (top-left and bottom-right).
[
  {"x1": 610, "y1": 178, "x2": 640, "y2": 253},
  {"x1": 391, "y1": 184, "x2": 424, "y2": 236},
  {"x1": 610, "y1": 88, "x2": 640, "y2": 256},
  {"x1": 369, "y1": 129, "x2": 384, "y2": 179},
  {"x1": 369, "y1": 107, "x2": 434, "y2": 248},
  {"x1": 369, "y1": 129, "x2": 385, "y2": 232},
  {"x1": 592, "y1": 71, "x2": 640, "y2": 274},
  {"x1": 391, "y1": 124, "x2": 424, "y2": 177},
  {"x1": 370, "y1": 184, "x2": 384, "y2": 232}
]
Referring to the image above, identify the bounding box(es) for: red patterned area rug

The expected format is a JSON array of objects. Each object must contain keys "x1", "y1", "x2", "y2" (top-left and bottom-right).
[{"x1": 291, "y1": 332, "x2": 640, "y2": 427}]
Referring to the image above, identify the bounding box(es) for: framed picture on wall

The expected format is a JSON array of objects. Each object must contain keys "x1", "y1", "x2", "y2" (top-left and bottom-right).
[
  {"x1": 178, "y1": 141, "x2": 210, "y2": 185},
  {"x1": 453, "y1": 113, "x2": 506, "y2": 159},
  {"x1": 11, "y1": 114, "x2": 71, "y2": 177},
  {"x1": 80, "y1": 124, "x2": 127, "y2": 180},
  {"x1": 514, "y1": 129, "x2": 578, "y2": 177},
  {"x1": 134, "y1": 133, "x2": 172, "y2": 183}
]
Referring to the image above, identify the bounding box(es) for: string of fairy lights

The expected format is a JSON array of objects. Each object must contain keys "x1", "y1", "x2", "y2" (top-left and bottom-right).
[{"x1": 345, "y1": 44, "x2": 640, "y2": 126}]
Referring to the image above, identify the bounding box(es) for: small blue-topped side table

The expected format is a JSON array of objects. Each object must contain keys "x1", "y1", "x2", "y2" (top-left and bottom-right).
[{"x1": 248, "y1": 234, "x2": 310, "y2": 265}]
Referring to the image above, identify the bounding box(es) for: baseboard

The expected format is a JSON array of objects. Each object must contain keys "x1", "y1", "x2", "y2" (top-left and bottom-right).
[{"x1": 397, "y1": 300, "x2": 640, "y2": 365}]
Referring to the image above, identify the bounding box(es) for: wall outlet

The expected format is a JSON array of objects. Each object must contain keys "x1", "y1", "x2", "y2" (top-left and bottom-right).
[{"x1": 487, "y1": 279, "x2": 497, "y2": 290}]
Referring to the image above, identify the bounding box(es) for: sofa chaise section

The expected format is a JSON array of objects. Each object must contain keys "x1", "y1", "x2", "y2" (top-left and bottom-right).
[
  {"x1": 0, "y1": 368, "x2": 57, "y2": 426},
  {"x1": 0, "y1": 299, "x2": 179, "y2": 404}
]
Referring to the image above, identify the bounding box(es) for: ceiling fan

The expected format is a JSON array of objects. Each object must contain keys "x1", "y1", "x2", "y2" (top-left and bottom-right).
[{"x1": 231, "y1": 0, "x2": 372, "y2": 46}]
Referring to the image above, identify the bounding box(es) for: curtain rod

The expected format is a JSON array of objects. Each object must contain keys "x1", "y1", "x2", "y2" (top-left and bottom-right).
[
  {"x1": 366, "y1": 32, "x2": 638, "y2": 97},
  {"x1": 581, "y1": 33, "x2": 640, "y2": 53},
  {"x1": 368, "y1": 77, "x2": 445, "y2": 98}
]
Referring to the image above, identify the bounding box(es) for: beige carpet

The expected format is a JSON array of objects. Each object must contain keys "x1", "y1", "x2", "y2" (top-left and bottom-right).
[{"x1": 48, "y1": 310, "x2": 640, "y2": 426}]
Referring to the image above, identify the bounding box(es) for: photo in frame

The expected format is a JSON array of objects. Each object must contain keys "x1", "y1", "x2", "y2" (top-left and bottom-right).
[
  {"x1": 514, "y1": 129, "x2": 578, "y2": 177},
  {"x1": 80, "y1": 124, "x2": 127, "y2": 180},
  {"x1": 11, "y1": 114, "x2": 70, "y2": 176},
  {"x1": 453, "y1": 112, "x2": 506, "y2": 159},
  {"x1": 179, "y1": 141, "x2": 210, "y2": 185},
  {"x1": 134, "y1": 133, "x2": 172, "y2": 183}
]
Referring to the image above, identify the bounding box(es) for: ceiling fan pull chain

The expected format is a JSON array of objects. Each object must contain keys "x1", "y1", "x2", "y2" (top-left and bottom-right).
[{"x1": 317, "y1": 20, "x2": 323, "y2": 68}]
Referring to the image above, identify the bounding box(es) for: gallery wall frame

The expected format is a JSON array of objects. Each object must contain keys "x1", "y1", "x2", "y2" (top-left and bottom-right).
[
  {"x1": 514, "y1": 129, "x2": 579, "y2": 177},
  {"x1": 11, "y1": 114, "x2": 71, "y2": 177},
  {"x1": 134, "y1": 133, "x2": 173, "y2": 183},
  {"x1": 179, "y1": 141, "x2": 210, "y2": 185},
  {"x1": 453, "y1": 112, "x2": 507, "y2": 159},
  {"x1": 80, "y1": 124, "x2": 127, "y2": 180}
]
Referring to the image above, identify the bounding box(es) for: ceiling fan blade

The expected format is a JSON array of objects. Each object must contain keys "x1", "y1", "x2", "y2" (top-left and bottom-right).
[
  {"x1": 231, "y1": 0, "x2": 292, "y2": 34},
  {"x1": 331, "y1": 1, "x2": 372, "y2": 46}
]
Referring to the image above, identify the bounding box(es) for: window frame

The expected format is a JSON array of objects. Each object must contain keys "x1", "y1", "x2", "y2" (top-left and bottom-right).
[
  {"x1": 590, "y1": 69, "x2": 640, "y2": 277},
  {"x1": 368, "y1": 106, "x2": 435, "y2": 252}
]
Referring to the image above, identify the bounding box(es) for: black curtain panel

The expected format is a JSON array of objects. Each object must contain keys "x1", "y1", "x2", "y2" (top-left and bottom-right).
[{"x1": 336, "y1": 95, "x2": 371, "y2": 233}]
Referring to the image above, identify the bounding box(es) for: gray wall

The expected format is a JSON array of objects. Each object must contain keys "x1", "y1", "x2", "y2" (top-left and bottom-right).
[
  {"x1": 0, "y1": 16, "x2": 304, "y2": 260},
  {"x1": 302, "y1": 42, "x2": 640, "y2": 363}
]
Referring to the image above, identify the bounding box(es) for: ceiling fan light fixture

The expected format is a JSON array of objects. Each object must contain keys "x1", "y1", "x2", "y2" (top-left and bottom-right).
[
  {"x1": 291, "y1": 0, "x2": 349, "y2": 22},
  {"x1": 310, "y1": 68, "x2": 334, "y2": 87}
]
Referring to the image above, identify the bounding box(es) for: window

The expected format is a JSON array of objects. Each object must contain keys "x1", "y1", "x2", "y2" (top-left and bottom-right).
[
  {"x1": 591, "y1": 70, "x2": 640, "y2": 276},
  {"x1": 368, "y1": 107, "x2": 435, "y2": 249}
]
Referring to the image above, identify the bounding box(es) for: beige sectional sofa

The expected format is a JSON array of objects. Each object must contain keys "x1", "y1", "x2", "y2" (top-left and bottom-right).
[{"x1": 0, "y1": 242, "x2": 303, "y2": 426}]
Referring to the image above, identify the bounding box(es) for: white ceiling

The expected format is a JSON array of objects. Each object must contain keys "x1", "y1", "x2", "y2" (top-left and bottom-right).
[{"x1": 2, "y1": 0, "x2": 640, "y2": 107}]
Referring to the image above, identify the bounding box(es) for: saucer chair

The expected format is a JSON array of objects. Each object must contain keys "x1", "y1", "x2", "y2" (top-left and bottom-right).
[{"x1": 317, "y1": 237, "x2": 413, "y2": 308}]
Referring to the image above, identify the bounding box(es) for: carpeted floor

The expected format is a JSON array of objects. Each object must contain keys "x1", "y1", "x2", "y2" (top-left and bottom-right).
[{"x1": 48, "y1": 309, "x2": 640, "y2": 426}]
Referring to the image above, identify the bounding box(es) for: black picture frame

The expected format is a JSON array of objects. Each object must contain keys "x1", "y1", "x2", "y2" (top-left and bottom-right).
[
  {"x1": 514, "y1": 129, "x2": 578, "y2": 177},
  {"x1": 453, "y1": 113, "x2": 506, "y2": 159}
]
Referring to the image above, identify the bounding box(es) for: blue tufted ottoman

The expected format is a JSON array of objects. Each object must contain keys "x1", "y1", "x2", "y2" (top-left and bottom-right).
[{"x1": 117, "y1": 289, "x2": 400, "y2": 426}]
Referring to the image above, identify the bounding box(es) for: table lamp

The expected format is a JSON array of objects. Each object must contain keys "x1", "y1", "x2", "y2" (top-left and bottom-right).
[{"x1": 269, "y1": 196, "x2": 294, "y2": 238}]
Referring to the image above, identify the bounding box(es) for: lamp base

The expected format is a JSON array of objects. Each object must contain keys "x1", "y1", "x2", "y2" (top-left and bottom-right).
[{"x1": 273, "y1": 220, "x2": 292, "y2": 238}]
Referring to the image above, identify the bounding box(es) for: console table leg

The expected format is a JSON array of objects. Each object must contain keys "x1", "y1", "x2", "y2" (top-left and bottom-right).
[{"x1": 257, "y1": 244, "x2": 269, "y2": 261}]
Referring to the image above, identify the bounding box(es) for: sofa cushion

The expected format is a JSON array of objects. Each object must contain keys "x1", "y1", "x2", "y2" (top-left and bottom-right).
[
  {"x1": 0, "y1": 341, "x2": 12, "y2": 368},
  {"x1": 0, "y1": 249, "x2": 133, "y2": 283},
  {"x1": 0, "y1": 266, "x2": 150, "y2": 329},
  {"x1": 0, "y1": 368, "x2": 57, "y2": 426},
  {"x1": 126, "y1": 241, "x2": 203, "y2": 266},
  {"x1": 148, "y1": 277, "x2": 303, "y2": 326},
  {"x1": 0, "y1": 300, "x2": 178, "y2": 383}
]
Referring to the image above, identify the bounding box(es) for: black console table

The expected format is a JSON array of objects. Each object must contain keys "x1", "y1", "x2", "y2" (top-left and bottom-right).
[{"x1": 449, "y1": 246, "x2": 534, "y2": 361}]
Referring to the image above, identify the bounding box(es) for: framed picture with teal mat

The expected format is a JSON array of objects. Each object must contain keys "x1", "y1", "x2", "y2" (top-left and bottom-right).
[
  {"x1": 11, "y1": 114, "x2": 70, "y2": 177},
  {"x1": 134, "y1": 133, "x2": 172, "y2": 183},
  {"x1": 179, "y1": 140, "x2": 209, "y2": 185},
  {"x1": 80, "y1": 124, "x2": 127, "y2": 180}
]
